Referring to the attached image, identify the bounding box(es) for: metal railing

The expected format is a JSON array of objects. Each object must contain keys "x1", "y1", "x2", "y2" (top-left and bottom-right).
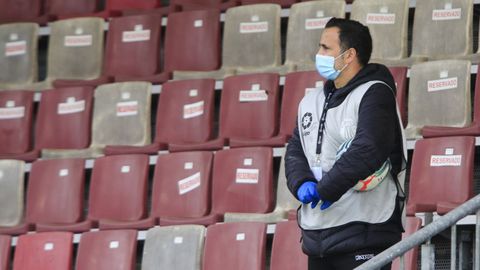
[{"x1": 355, "y1": 194, "x2": 480, "y2": 270}]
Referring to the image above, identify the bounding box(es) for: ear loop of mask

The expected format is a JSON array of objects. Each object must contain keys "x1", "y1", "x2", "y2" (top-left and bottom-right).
[{"x1": 335, "y1": 49, "x2": 350, "y2": 73}]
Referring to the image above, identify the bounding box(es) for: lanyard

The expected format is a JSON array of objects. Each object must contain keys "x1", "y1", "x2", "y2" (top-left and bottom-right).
[{"x1": 314, "y1": 91, "x2": 334, "y2": 162}]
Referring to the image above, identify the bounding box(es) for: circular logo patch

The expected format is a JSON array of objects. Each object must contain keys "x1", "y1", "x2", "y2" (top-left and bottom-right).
[{"x1": 301, "y1": 112, "x2": 313, "y2": 130}]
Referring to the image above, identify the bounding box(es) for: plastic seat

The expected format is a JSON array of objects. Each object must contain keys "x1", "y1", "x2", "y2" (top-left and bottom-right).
[
  {"x1": 0, "y1": 0, "x2": 46, "y2": 24},
  {"x1": 165, "y1": 10, "x2": 221, "y2": 75},
  {"x1": 405, "y1": 60, "x2": 471, "y2": 139},
  {"x1": 191, "y1": 147, "x2": 274, "y2": 225},
  {"x1": 141, "y1": 225, "x2": 205, "y2": 270},
  {"x1": 224, "y1": 151, "x2": 300, "y2": 223},
  {"x1": 151, "y1": 152, "x2": 214, "y2": 226},
  {"x1": 0, "y1": 160, "x2": 25, "y2": 233},
  {"x1": 0, "y1": 23, "x2": 38, "y2": 90},
  {"x1": 44, "y1": 0, "x2": 103, "y2": 19},
  {"x1": 0, "y1": 235, "x2": 10, "y2": 270},
  {"x1": 392, "y1": 217, "x2": 422, "y2": 270},
  {"x1": 407, "y1": 136, "x2": 474, "y2": 216},
  {"x1": 104, "y1": 14, "x2": 168, "y2": 83},
  {"x1": 106, "y1": 0, "x2": 166, "y2": 16},
  {"x1": 423, "y1": 70, "x2": 480, "y2": 137},
  {"x1": 43, "y1": 82, "x2": 154, "y2": 159},
  {"x1": 174, "y1": 4, "x2": 281, "y2": 80},
  {"x1": 0, "y1": 158, "x2": 86, "y2": 235},
  {"x1": 13, "y1": 232, "x2": 73, "y2": 270},
  {"x1": 240, "y1": 0, "x2": 296, "y2": 8},
  {"x1": 76, "y1": 230, "x2": 137, "y2": 270},
  {"x1": 188, "y1": 73, "x2": 280, "y2": 150},
  {"x1": 275, "y1": 1, "x2": 345, "y2": 74},
  {"x1": 155, "y1": 79, "x2": 215, "y2": 152},
  {"x1": 79, "y1": 155, "x2": 150, "y2": 230},
  {"x1": 351, "y1": 0, "x2": 409, "y2": 66},
  {"x1": 0, "y1": 91, "x2": 36, "y2": 161},
  {"x1": 270, "y1": 221, "x2": 307, "y2": 270},
  {"x1": 203, "y1": 222, "x2": 267, "y2": 270},
  {"x1": 170, "y1": 0, "x2": 237, "y2": 11},
  {"x1": 388, "y1": 66, "x2": 408, "y2": 128},
  {"x1": 31, "y1": 18, "x2": 107, "y2": 91},
  {"x1": 35, "y1": 86, "x2": 93, "y2": 156}
]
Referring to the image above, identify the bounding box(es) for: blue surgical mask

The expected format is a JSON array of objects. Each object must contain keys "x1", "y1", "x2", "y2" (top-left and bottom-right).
[{"x1": 315, "y1": 51, "x2": 349, "y2": 81}]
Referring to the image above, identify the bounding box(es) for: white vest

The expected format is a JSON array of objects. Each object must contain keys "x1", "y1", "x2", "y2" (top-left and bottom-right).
[{"x1": 297, "y1": 81, "x2": 407, "y2": 230}]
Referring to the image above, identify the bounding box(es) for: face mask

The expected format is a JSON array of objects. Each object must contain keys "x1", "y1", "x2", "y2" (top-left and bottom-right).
[{"x1": 315, "y1": 50, "x2": 349, "y2": 81}]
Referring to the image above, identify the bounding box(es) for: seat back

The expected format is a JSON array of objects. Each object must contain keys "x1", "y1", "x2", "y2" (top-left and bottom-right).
[
  {"x1": 26, "y1": 158, "x2": 85, "y2": 225},
  {"x1": 0, "y1": 160, "x2": 25, "y2": 227},
  {"x1": 388, "y1": 66, "x2": 408, "y2": 127},
  {"x1": 88, "y1": 155, "x2": 149, "y2": 222},
  {"x1": 0, "y1": 0, "x2": 43, "y2": 22},
  {"x1": 0, "y1": 91, "x2": 34, "y2": 155},
  {"x1": 280, "y1": 71, "x2": 324, "y2": 137},
  {"x1": 275, "y1": 152, "x2": 300, "y2": 213},
  {"x1": 203, "y1": 222, "x2": 267, "y2": 270},
  {"x1": 222, "y1": 4, "x2": 281, "y2": 70},
  {"x1": 35, "y1": 86, "x2": 93, "y2": 150},
  {"x1": 155, "y1": 79, "x2": 215, "y2": 145},
  {"x1": 407, "y1": 136, "x2": 474, "y2": 215},
  {"x1": 0, "y1": 235, "x2": 11, "y2": 270},
  {"x1": 164, "y1": 9, "x2": 220, "y2": 72},
  {"x1": 106, "y1": 0, "x2": 162, "y2": 11},
  {"x1": 351, "y1": 0, "x2": 408, "y2": 60},
  {"x1": 91, "y1": 82, "x2": 152, "y2": 147},
  {"x1": 0, "y1": 23, "x2": 38, "y2": 86},
  {"x1": 104, "y1": 14, "x2": 162, "y2": 78},
  {"x1": 76, "y1": 230, "x2": 137, "y2": 270},
  {"x1": 48, "y1": 18, "x2": 104, "y2": 81},
  {"x1": 270, "y1": 221, "x2": 307, "y2": 270},
  {"x1": 151, "y1": 151, "x2": 213, "y2": 219},
  {"x1": 284, "y1": 1, "x2": 345, "y2": 69},
  {"x1": 13, "y1": 232, "x2": 73, "y2": 270},
  {"x1": 211, "y1": 147, "x2": 274, "y2": 214},
  {"x1": 170, "y1": 0, "x2": 226, "y2": 11},
  {"x1": 411, "y1": 0, "x2": 473, "y2": 58},
  {"x1": 392, "y1": 217, "x2": 422, "y2": 270},
  {"x1": 405, "y1": 60, "x2": 471, "y2": 139},
  {"x1": 219, "y1": 73, "x2": 280, "y2": 140},
  {"x1": 45, "y1": 0, "x2": 100, "y2": 16},
  {"x1": 142, "y1": 225, "x2": 205, "y2": 270}
]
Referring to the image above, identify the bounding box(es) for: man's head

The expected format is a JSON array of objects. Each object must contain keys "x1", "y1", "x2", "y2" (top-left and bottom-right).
[{"x1": 316, "y1": 18, "x2": 372, "y2": 86}]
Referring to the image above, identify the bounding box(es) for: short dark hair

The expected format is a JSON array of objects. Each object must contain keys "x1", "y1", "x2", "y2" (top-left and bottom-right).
[{"x1": 325, "y1": 18, "x2": 372, "y2": 67}]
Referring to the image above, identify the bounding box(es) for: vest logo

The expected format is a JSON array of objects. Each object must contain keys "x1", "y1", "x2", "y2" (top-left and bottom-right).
[
  {"x1": 355, "y1": 254, "x2": 374, "y2": 261},
  {"x1": 301, "y1": 112, "x2": 313, "y2": 130}
]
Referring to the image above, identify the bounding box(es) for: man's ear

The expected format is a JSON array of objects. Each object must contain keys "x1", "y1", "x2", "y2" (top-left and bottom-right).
[{"x1": 344, "y1": 48, "x2": 357, "y2": 64}]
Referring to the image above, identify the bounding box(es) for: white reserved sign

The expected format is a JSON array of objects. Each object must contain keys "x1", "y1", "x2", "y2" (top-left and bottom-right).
[
  {"x1": 116, "y1": 101, "x2": 138, "y2": 116},
  {"x1": 366, "y1": 13, "x2": 396, "y2": 24},
  {"x1": 178, "y1": 172, "x2": 201, "y2": 195},
  {"x1": 5, "y1": 40, "x2": 26, "y2": 57},
  {"x1": 430, "y1": 155, "x2": 462, "y2": 167},
  {"x1": 58, "y1": 100, "x2": 85, "y2": 115},
  {"x1": 122, "y1": 30, "x2": 151, "y2": 43},
  {"x1": 235, "y1": 168, "x2": 259, "y2": 184},
  {"x1": 239, "y1": 90, "x2": 268, "y2": 102},
  {"x1": 183, "y1": 101, "x2": 204, "y2": 119},
  {"x1": 432, "y1": 8, "x2": 461, "y2": 21},
  {"x1": 427, "y1": 77, "x2": 458, "y2": 92},
  {"x1": 64, "y1": 35, "x2": 93, "y2": 47},
  {"x1": 0, "y1": 106, "x2": 25, "y2": 119},
  {"x1": 240, "y1": 22, "x2": 268, "y2": 33},
  {"x1": 305, "y1": 17, "x2": 330, "y2": 30}
]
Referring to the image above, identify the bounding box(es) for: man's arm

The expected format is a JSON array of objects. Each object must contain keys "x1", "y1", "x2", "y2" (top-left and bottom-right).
[
  {"x1": 285, "y1": 124, "x2": 316, "y2": 200},
  {"x1": 317, "y1": 84, "x2": 398, "y2": 202}
]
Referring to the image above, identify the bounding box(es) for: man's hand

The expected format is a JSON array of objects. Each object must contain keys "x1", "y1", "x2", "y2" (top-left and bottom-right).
[{"x1": 297, "y1": 181, "x2": 333, "y2": 210}]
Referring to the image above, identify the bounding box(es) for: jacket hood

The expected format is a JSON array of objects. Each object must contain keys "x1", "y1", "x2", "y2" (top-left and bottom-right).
[{"x1": 323, "y1": 63, "x2": 397, "y2": 108}]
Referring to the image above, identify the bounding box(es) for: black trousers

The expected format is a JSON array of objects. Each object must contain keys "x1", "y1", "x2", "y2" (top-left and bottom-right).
[{"x1": 308, "y1": 248, "x2": 391, "y2": 270}]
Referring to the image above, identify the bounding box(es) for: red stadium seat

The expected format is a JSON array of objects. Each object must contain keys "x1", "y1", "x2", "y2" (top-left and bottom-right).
[
  {"x1": 0, "y1": 0, "x2": 48, "y2": 24},
  {"x1": 13, "y1": 232, "x2": 73, "y2": 270},
  {"x1": 0, "y1": 235, "x2": 11, "y2": 270},
  {"x1": 170, "y1": 0, "x2": 237, "y2": 11},
  {"x1": 407, "y1": 136, "x2": 474, "y2": 216},
  {"x1": 203, "y1": 222, "x2": 267, "y2": 270},
  {"x1": 388, "y1": 66, "x2": 408, "y2": 128},
  {"x1": 240, "y1": 0, "x2": 297, "y2": 8},
  {"x1": 44, "y1": 0, "x2": 103, "y2": 19},
  {"x1": 270, "y1": 221, "x2": 307, "y2": 270},
  {"x1": 155, "y1": 79, "x2": 215, "y2": 152},
  {"x1": 76, "y1": 230, "x2": 137, "y2": 270},
  {"x1": 392, "y1": 217, "x2": 422, "y2": 270}
]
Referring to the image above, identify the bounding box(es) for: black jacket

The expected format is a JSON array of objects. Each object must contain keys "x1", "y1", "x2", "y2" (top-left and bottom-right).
[{"x1": 285, "y1": 63, "x2": 405, "y2": 256}]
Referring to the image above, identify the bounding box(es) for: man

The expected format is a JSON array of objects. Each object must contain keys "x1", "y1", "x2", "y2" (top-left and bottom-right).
[{"x1": 285, "y1": 18, "x2": 407, "y2": 270}]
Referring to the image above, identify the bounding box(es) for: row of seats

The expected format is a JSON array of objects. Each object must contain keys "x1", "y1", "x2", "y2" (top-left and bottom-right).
[
  {"x1": 0, "y1": 221, "x2": 306, "y2": 270},
  {"x1": 2, "y1": 0, "x2": 480, "y2": 90},
  {"x1": 0, "y1": 68, "x2": 405, "y2": 160},
  {"x1": 0, "y1": 147, "x2": 300, "y2": 234}
]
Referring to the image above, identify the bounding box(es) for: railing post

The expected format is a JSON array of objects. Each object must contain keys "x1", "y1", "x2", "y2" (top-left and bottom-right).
[
  {"x1": 451, "y1": 225, "x2": 457, "y2": 270},
  {"x1": 475, "y1": 210, "x2": 480, "y2": 270}
]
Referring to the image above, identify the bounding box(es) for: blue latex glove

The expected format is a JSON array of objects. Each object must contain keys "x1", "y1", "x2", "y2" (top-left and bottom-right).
[
  {"x1": 320, "y1": 199, "x2": 332, "y2": 210},
  {"x1": 297, "y1": 182, "x2": 320, "y2": 209}
]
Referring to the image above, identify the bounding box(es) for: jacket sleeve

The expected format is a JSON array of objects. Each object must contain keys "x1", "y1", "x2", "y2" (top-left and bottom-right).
[
  {"x1": 317, "y1": 84, "x2": 398, "y2": 202},
  {"x1": 285, "y1": 123, "x2": 316, "y2": 200}
]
